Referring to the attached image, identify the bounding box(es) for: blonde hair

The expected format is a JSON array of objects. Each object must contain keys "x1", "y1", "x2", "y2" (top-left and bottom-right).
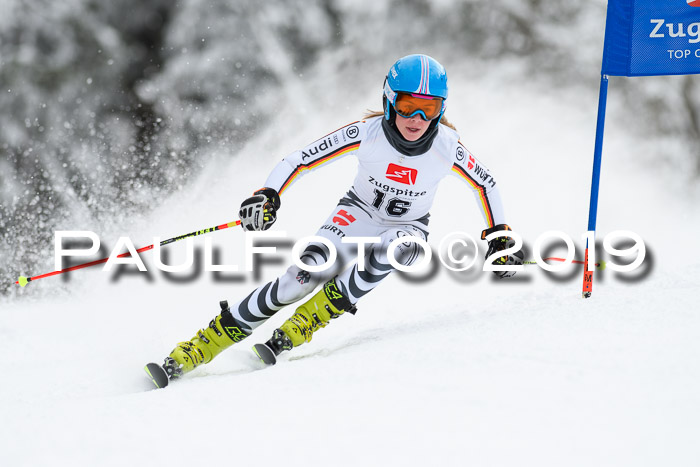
[{"x1": 363, "y1": 110, "x2": 457, "y2": 131}]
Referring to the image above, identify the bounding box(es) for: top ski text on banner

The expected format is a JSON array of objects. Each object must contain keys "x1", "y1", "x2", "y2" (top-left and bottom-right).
[{"x1": 602, "y1": 0, "x2": 700, "y2": 76}]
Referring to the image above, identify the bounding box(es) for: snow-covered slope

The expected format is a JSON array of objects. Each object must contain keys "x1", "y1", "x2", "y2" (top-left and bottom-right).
[{"x1": 2, "y1": 63, "x2": 699, "y2": 467}]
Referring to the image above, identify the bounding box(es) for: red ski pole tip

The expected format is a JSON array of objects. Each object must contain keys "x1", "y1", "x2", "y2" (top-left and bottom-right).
[{"x1": 17, "y1": 276, "x2": 29, "y2": 287}]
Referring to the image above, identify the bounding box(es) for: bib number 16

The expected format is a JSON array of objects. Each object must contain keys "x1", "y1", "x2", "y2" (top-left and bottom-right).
[{"x1": 372, "y1": 189, "x2": 411, "y2": 217}]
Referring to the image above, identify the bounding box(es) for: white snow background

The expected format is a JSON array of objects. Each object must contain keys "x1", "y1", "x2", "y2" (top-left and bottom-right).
[{"x1": 2, "y1": 37, "x2": 700, "y2": 467}]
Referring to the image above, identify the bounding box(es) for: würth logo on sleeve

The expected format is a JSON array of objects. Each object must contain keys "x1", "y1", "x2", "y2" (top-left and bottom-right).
[
  {"x1": 332, "y1": 209, "x2": 356, "y2": 226},
  {"x1": 385, "y1": 163, "x2": 418, "y2": 185},
  {"x1": 467, "y1": 155, "x2": 475, "y2": 170}
]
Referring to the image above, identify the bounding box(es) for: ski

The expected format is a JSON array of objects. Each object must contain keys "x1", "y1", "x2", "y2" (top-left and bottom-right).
[
  {"x1": 252, "y1": 343, "x2": 277, "y2": 365},
  {"x1": 144, "y1": 362, "x2": 170, "y2": 389},
  {"x1": 146, "y1": 345, "x2": 276, "y2": 390}
]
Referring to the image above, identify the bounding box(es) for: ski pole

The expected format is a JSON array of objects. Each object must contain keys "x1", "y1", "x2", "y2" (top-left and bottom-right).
[
  {"x1": 15, "y1": 220, "x2": 242, "y2": 287},
  {"x1": 524, "y1": 257, "x2": 606, "y2": 269}
]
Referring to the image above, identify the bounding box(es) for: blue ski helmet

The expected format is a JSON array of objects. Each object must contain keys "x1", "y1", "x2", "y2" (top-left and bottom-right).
[{"x1": 383, "y1": 54, "x2": 448, "y2": 122}]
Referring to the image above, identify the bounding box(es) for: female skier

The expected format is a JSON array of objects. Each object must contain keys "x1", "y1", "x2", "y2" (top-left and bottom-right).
[{"x1": 159, "y1": 54, "x2": 522, "y2": 379}]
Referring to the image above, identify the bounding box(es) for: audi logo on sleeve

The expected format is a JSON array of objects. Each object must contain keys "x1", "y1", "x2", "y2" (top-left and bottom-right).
[{"x1": 385, "y1": 163, "x2": 418, "y2": 185}]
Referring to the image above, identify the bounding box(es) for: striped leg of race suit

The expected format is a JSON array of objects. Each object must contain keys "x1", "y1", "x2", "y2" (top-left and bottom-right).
[
  {"x1": 229, "y1": 202, "x2": 428, "y2": 332},
  {"x1": 228, "y1": 244, "x2": 337, "y2": 333},
  {"x1": 334, "y1": 227, "x2": 426, "y2": 303}
]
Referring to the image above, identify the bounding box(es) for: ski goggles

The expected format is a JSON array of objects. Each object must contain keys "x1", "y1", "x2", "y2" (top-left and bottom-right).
[
  {"x1": 384, "y1": 80, "x2": 446, "y2": 121},
  {"x1": 392, "y1": 92, "x2": 444, "y2": 121}
]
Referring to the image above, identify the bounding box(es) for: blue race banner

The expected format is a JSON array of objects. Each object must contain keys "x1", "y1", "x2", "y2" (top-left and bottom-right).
[{"x1": 602, "y1": 0, "x2": 700, "y2": 76}]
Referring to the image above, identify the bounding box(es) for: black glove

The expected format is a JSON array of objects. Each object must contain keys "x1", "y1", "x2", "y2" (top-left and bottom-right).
[
  {"x1": 239, "y1": 187, "x2": 281, "y2": 231},
  {"x1": 481, "y1": 224, "x2": 523, "y2": 279}
]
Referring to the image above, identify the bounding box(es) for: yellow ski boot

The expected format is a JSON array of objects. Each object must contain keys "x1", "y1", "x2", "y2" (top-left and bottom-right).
[
  {"x1": 253, "y1": 278, "x2": 356, "y2": 365},
  {"x1": 165, "y1": 301, "x2": 250, "y2": 378}
]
